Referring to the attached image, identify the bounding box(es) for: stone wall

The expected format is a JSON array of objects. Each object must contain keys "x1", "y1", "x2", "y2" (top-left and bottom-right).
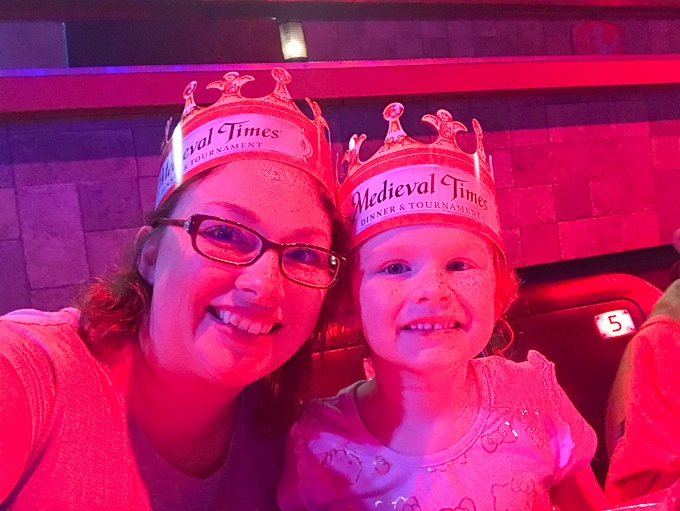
[{"x1": 2, "y1": 84, "x2": 679, "y2": 314}]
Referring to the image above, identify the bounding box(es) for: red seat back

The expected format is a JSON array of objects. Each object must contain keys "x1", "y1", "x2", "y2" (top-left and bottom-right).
[{"x1": 505, "y1": 273, "x2": 662, "y2": 484}]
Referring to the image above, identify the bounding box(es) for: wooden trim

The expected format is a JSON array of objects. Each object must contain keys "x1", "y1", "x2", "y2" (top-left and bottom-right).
[{"x1": 3, "y1": 56, "x2": 680, "y2": 116}]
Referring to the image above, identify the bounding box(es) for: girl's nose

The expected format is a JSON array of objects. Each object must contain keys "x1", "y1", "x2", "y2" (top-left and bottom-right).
[{"x1": 410, "y1": 268, "x2": 453, "y2": 305}]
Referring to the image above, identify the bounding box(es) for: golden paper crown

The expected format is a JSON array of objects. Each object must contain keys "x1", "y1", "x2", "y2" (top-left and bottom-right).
[
  {"x1": 337, "y1": 102, "x2": 502, "y2": 251},
  {"x1": 156, "y1": 67, "x2": 333, "y2": 208}
]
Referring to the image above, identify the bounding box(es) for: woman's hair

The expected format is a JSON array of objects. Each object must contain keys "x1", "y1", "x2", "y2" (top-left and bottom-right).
[{"x1": 77, "y1": 167, "x2": 345, "y2": 438}]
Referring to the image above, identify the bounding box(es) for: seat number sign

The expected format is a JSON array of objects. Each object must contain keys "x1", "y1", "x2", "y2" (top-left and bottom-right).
[{"x1": 594, "y1": 309, "x2": 637, "y2": 339}]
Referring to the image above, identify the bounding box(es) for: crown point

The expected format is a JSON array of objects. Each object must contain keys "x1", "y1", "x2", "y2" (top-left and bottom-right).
[
  {"x1": 183, "y1": 81, "x2": 197, "y2": 100},
  {"x1": 272, "y1": 67, "x2": 292, "y2": 84},
  {"x1": 181, "y1": 81, "x2": 199, "y2": 120},
  {"x1": 383, "y1": 103, "x2": 404, "y2": 122}
]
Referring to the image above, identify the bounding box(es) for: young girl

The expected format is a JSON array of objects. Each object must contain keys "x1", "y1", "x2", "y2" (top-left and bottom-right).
[{"x1": 278, "y1": 103, "x2": 608, "y2": 510}]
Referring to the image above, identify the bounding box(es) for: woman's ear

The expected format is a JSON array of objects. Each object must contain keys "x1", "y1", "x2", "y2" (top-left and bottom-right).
[{"x1": 136, "y1": 226, "x2": 160, "y2": 285}]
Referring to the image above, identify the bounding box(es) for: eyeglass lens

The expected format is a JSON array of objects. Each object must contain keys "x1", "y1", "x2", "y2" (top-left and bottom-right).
[{"x1": 194, "y1": 217, "x2": 338, "y2": 287}]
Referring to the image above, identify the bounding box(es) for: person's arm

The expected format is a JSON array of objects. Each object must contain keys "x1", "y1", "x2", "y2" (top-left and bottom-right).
[
  {"x1": 550, "y1": 465, "x2": 609, "y2": 510},
  {"x1": 0, "y1": 354, "x2": 33, "y2": 503}
]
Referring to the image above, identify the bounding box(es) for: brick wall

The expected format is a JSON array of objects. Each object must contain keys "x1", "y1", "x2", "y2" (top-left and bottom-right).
[{"x1": 1, "y1": 86, "x2": 679, "y2": 314}]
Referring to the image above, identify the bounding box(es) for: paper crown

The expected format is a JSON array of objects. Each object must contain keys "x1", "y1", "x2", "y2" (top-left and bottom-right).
[
  {"x1": 155, "y1": 67, "x2": 333, "y2": 208},
  {"x1": 337, "y1": 102, "x2": 502, "y2": 251}
]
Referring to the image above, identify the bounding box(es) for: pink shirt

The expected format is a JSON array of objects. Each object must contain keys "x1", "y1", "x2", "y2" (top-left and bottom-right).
[
  {"x1": 278, "y1": 351, "x2": 596, "y2": 511},
  {"x1": 0, "y1": 308, "x2": 283, "y2": 510}
]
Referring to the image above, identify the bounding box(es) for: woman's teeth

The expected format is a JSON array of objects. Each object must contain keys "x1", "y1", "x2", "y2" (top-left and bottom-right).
[
  {"x1": 404, "y1": 321, "x2": 459, "y2": 331},
  {"x1": 210, "y1": 308, "x2": 275, "y2": 335}
]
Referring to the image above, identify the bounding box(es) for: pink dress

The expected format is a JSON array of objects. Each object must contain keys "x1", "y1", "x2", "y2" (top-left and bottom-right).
[{"x1": 278, "y1": 351, "x2": 597, "y2": 511}]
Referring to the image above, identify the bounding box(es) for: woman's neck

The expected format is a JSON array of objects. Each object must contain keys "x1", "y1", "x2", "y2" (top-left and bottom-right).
[
  {"x1": 106, "y1": 339, "x2": 242, "y2": 478},
  {"x1": 355, "y1": 357, "x2": 479, "y2": 456}
]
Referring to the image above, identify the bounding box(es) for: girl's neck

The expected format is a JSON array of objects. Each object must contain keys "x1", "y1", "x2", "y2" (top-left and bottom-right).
[
  {"x1": 355, "y1": 357, "x2": 479, "y2": 456},
  {"x1": 106, "y1": 338, "x2": 242, "y2": 478}
]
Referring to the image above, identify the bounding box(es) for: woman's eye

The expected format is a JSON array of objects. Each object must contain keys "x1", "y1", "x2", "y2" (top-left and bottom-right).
[
  {"x1": 446, "y1": 260, "x2": 469, "y2": 272},
  {"x1": 204, "y1": 225, "x2": 240, "y2": 242},
  {"x1": 382, "y1": 263, "x2": 410, "y2": 275},
  {"x1": 285, "y1": 248, "x2": 320, "y2": 265}
]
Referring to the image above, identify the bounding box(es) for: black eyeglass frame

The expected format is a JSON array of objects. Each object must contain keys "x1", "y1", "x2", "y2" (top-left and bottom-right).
[{"x1": 152, "y1": 214, "x2": 344, "y2": 289}]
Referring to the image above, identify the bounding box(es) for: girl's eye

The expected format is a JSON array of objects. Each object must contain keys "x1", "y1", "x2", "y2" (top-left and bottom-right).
[
  {"x1": 446, "y1": 260, "x2": 469, "y2": 272},
  {"x1": 382, "y1": 263, "x2": 410, "y2": 275}
]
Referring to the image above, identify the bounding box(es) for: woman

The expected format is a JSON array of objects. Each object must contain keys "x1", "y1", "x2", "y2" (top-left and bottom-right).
[{"x1": 0, "y1": 68, "x2": 344, "y2": 510}]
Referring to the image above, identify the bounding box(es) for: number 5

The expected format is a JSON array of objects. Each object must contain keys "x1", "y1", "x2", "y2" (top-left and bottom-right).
[{"x1": 608, "y1": 314, "x2": 622, "y2": 332}]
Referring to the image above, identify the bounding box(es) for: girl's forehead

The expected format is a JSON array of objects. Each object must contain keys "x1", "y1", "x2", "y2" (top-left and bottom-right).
[{"x1": 360, "y1": 224, "x2": 492, "y2": 253}]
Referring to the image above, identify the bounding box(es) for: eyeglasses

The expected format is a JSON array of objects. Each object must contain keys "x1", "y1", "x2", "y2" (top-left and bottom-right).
[{"x1": 153, "y1": 214, "x2": 344, "y2": 289}]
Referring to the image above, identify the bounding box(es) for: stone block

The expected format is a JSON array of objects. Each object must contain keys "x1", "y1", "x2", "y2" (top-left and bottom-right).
[
  {"x1": 553, "y1": 181, "x2": 592, "y2": 222},
  {"x1": 12, "y1": 129, "x2": 137, "y2": 187},
  {"x1": 79, "y1": 178, "x2": 144, "y2": 232},
  {"x1": 133, "y1": 125, "x2": 166, "y2": 177},
  {"x1": 31, "y1": 286, "x2": 76, "y2": 312},
  {"x1": 483, "y1": 130, "x2": 512, "y2": 151},
  {"x1": 511, "y1": 129, "x2": 550, "y2": 148},
  {"x1": 471, "y1": 20, "x2": 498, "y2": 38},
  {"x1": 624, "y1": 211, "x2": 660, "y2": 251},
  {"x1": 0, "y1": 240, "x2": 31, "y2": 315},
  {"x1": 500, "y1": 228, "x2": 524, "y2": 269},
  {"x1": 16, "y1": 183, "x2": 89, "y2": 289},
  {"x1": 651, "y1": 136, "x2": 680, "y2": 171},
  {"x1": 365, "y1": 21, "x2": 421, "y2": 40},
  {"x1": 587, "y1": 137, "x2": 655, "y2": 216},
  {"x1": 559, "y1": 215, "x2": 627, "y2": 260},
  {"x1": 0, "y1": 188, "x2": 19, "y2": 240},
  {"x1": 650, "y1": 120, "x2": 680, "y2": 137},
  {"x1": 0, "y1": 128, "x2": 13, "y2": 188},
  {"x1": 139, "y1": 176, "x2": 159, "y2": 215},
  {"x1": 301, "y1": 21, "x2": 339, "y2": 48},
  {"x1": 547, "y1": 103, "x2": 591, "y2": 143},
  {"x1": 497, "y1": 185, "x2": 556, "y2": 229},
  {"x1": 655, "y1": 170, "x2": 680, "y2": 244},
  {"x1": 336, "y1": 21, "x2": 368, "y2": 40},
  {"x1": 394, "y1": 39, "x2": 424, "y2": 60},
  {"x1": 572, "y1": 21, "x2": 624, "y2": 55},
  {"x1": 423, "y1": 38, "x2": 450, "y2": 59},
  {"x1": 488, "y1": 150, "x2": 514, "y2": 189},
  {"x1": 85, "y1": 228, "x2": 139, "y2": 278},
  {"x1": 521, "y1": 223, "x2": 560, "y2": 266},
  {"x1": 614, "y1": 101, "x2": 649, "y2": 137},
  {"x1": 446, "y1": 20, "x2": 475, "y2": 58},
  {"x1": 419, "y1": 20, "x2": 448, "y2": 39},
  {"x1": 513, "y1": 142, "x2": 587, "y2": 187}
]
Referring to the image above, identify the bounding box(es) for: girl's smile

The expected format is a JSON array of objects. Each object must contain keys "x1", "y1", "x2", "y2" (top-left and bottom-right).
[{"x1": 352, "y1": 224, "x2": 497, "y2": 375}]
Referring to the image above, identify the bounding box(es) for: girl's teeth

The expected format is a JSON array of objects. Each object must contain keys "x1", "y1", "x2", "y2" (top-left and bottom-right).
[
  {"x1": 248, "y1": 322, "x2": 262, "y2": 334},
  {"x1": 408, "y1": 322, "x2": 459, "y2": 331}
]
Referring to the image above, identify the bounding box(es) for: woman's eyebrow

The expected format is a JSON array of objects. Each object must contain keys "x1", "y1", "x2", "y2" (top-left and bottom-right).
[
  {"x1": 206, "y1": 202, "x2": 261, "y2": 224},
  {"x1": 288, "y1": 226, "x2": 330, "y2": 242}
]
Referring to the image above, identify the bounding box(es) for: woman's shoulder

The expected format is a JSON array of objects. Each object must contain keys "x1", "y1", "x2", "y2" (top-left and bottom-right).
[
  {"x1": 0, "y1": 307, "x2": 92, "y2": 388},
  {"x1": 1, "y1": 307, "x2": 81, "y2": 332}
]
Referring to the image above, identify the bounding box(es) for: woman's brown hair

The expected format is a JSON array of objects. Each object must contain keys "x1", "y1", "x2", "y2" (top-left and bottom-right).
[{"x1": 77, "y1": 168, "x2": 345, "y2": 437}]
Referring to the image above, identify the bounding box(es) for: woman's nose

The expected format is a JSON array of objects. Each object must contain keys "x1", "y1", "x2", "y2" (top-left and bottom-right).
[{"x1": 234, "y1": 250, "x2": 286, "y2": 305}]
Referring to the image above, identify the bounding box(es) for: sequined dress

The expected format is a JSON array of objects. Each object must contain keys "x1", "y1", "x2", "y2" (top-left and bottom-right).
[{"x1": 278, "y1": 351, "x2": 597, "y2": 511}]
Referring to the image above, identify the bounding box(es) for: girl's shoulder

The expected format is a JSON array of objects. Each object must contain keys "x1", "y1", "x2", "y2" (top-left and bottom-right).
[
  {"x1": 471, "y1": 350, "x2": 562, "y2": 407},
  {"x1": 291, "y1": 381, "x2": 367, "y2": 447}
]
